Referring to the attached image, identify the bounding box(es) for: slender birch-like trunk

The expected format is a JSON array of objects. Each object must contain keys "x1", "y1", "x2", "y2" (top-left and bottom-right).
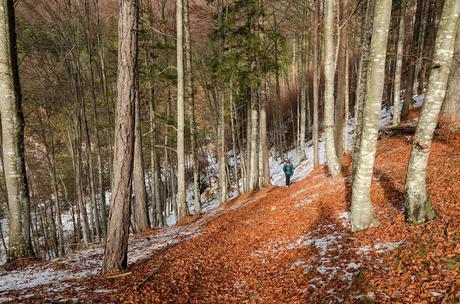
[
  {"x1": 248, "y1": 91, "x2": 259, "y2": 190},
  {"x1": 404, "y1": 0, "x2": 460, "y2": 224},
  {"x1": 351, "y1": 0, "x2": 392, "y2": 231},
  {"x1": 0, "y1": 0, "x2": 34, "y2": 261},
  {"x1": 343, "y1": 50, "x2": 350, "y2": 153},
  {"x1": 218, "y1": 90, "x2": 227, "y2": 204},
  {"x1": 259, "y1": 82, "x2": 270, "y2": 187},
  {"x1": 393, "y1": 0, "x2": 406, "y2": 126},
  {"x1": 299, "y1": 32, "x2": 307, "y2": 161},
  {"x1": 324, "y1": 0, "x2": 341, "y2": 177},
  {"x1": 176, "y1": 0, "x2": 187, "y2": 221},
  {"x1": 402, "y1": 0, "x2": 424, "y2": 118},
  {"x1": 312, "y1": 0, "x2": 320, "y2": 168},
  {"x1": 335, "y1": 0, "x2": 348, "y2": 159},
  {"x1": 183, "y1": 0, "x2": 201, "y2": 214},
  {"x1": 102, "y1": 0, "x2": 138, "y2": 273}
]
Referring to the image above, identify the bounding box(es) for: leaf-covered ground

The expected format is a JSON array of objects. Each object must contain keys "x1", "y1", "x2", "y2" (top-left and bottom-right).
[{"x1": 2, "y1": 130, "x2": 460, "y2": 303}]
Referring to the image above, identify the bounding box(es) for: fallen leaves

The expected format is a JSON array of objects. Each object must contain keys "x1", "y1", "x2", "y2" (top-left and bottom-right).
[{"x1": 2, "y1": 132, "x2": 460, "y2": 303}]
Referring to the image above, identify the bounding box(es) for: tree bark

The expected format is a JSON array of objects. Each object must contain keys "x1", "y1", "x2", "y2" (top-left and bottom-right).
[
  {"x1": 0, "y1": 0, "x2": 35, "y2": 261},
  {"x1": 393, "y1": 0, "x2": 406, "y2": 126},
  {"x1": 324, "y1": 0, "x2": 341, "y2": 177},
  {"x1": 402, "y1": 0, "x2": 425, "y2": 118},
  {"x1": 133, "y1": 89, "x2": 150, "y2": 233},
  {"x1": 176, "y1": 0, "x2": 187, "y2": 221},
  {"x1": 351, "y1": 0, "x2": 392, "y2": 231},
  {"x1": 404, "y1": 0, "x2": 460, "y2": 224},
  {"x1": 440, "y1": 23, "x2": 460, "y2": 127},
  {"x1": 102, "y1": 0, "x2": 138, "y2": 273},
  {"x1": 335, "y1": 0, "x2": 348, "y2": 159},
  {"x1": 183, "y1": 0, "x2": 201, "y2": 214},
  {"x1": 299, "y1": 32, "x2": 307, "y2": 161},
  {"x1": 259, "y1": 81, "x2": 270, "y2": 187},
  {"x1": 352, "y1": 0, "x2": 376, "y2": 177},
  {"x1": 312, "y1": 0, "x2": 320, "y2": 168},
  {"x1": 218, "y1": 90, "x2": 227, "y2": 204}
]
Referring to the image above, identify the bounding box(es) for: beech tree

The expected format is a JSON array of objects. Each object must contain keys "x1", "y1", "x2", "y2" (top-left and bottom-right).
[
  {"x1": 0, "y1": 0, "x2": 34, "y2": 261},
  {"x1": 176, "y1": 0, "x2": 187, "y2": 221},
  {"x1": 351, "y1": 0, "x2": 392, "y2": 231},
  {"x1": 102, "y1": 0, "x2": 138, "y2": 273},
  {"x1": 440, "y1": 23, "x2": 460, "y2": 127},
  {"x1": 392, "y1": 0, "x2": 406, "y2": 127},
  {"x1": 404, "y1": 0, "x2": 460, "y2": 224},
  {"x1": 324, "y1": 0, "x2": 341, "y2": 177}
]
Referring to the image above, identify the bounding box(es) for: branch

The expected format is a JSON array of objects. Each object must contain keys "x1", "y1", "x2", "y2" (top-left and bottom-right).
[{"x1": 155, "y1": 145, "x2": 177, "y2": 154}]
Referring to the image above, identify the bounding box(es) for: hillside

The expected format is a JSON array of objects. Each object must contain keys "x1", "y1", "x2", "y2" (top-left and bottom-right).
[{"x1": 1, "y1": 127, "x2": 459, "y2": 303}]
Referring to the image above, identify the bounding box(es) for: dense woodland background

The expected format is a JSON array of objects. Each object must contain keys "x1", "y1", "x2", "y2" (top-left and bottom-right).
[{"x1": 0, "y1": 0, "x2": 459, "y2": 299}]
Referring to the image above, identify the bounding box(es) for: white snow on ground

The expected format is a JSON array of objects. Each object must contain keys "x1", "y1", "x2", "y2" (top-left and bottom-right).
[
  {"x1": 0, "y1": 219, "x2": 204, "y2": 295},
  {"x1": 253, "y1": 206, "x2": 404, "y2": 301},
  {"x1": 270, "y1": 139, "x2": 326, "y2": 186}
]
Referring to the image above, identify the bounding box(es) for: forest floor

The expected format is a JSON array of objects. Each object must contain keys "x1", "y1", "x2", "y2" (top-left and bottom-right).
[{"x1": 1, "y1": 122, "x2": 460, "y2": 303}]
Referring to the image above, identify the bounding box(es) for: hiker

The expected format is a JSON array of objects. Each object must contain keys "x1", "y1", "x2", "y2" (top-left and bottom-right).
[{"x1": 283, "y1": 160, "x2": 294, "y2": 186}]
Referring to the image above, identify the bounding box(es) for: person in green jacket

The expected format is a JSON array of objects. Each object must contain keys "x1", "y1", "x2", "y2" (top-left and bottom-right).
[{"x1": 283, "y1": 159, "x2": 294, "y2": 186}]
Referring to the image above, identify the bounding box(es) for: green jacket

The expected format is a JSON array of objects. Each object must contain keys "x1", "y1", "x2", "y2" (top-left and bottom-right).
[{"x1": 283, "y1": 163, "x2": 294, "y2": 175}]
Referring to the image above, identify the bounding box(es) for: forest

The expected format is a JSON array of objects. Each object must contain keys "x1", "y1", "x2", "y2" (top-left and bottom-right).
[{"x1": 0, "y1": 0, "x2": 460, "y2": 302}]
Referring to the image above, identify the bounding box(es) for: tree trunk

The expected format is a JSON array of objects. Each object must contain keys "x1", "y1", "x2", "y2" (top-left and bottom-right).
[
  {"x1": 176, "y1": 0, "x2": 187, "y2": 221},
  {"x1": 352, "y1": 0, "x2": 376, "y2": 177},
  {"x1": 343, "y1": 50, "x2": 350, "y2": 153},
  {"x1": 230, "y1": 87, "x2": 240, "y2": 195},
  {"x1": 404, "y1": 0, "x2": 460, "y2": 224},
  {"x1": 440, "y1": 23, "x2": 460, "y2": 127},
  {"x1": 351, "y1": 0, "x2": 392, "y2": 231},
  {"x1": 0, "y1": 0, "x2": 34, "y2": 261},
  {"x1": 249, "y1": 90, "x2": 259, "y2": 190},
  {"x1": 393, "y1": 0, "x2": 406, "y2": 126},
  {"x1": 299, "y1": 32, "x2": 307, "y2": 161},
  {"x1": 402, "y1": 0, "x2": 424, "y2": 118},
  {"x1": 259, "y1": 81, "x2": 270, "y2": 187},
  {"x1": 102, "y1": 0, "x2": 138, "y2": 273},
  {"x1": 335, "y1": 0, "x2": 348, "y2": 159},
  {"x1": 312, "y1": 0, "x2": 320, "y2": 168},
  {"x1": 218, "y1": 90, "x2": 227, "y2": 204},
  {"x1": 324, "y1": 0, "x2": 341, "y2": 177},
  {"x1": 183, "y1": 0, "x2": 201, "y2": 214},
  {"x1": 133, "y1": 89, "x2": 150, "y2": 233}
]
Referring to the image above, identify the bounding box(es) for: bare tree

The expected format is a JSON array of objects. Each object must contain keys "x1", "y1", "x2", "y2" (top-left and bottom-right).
[
  {"x1": 133, "y1": 89, "x2": 150, "y2": 233},
  {"x1": 0, "y1": 0, "x2": 34, "y2": 261},
  {"x1": 176, "y1": 0, "x2": 187, "y2": 221},
  {"x1": 351, "y1": 0, "x2": 392, "y2": 231},
  {"x1": 102, "y1": 0, "x2": 139, "y2": 273},
  {"x1": 324, "y1": 0, "x2": 341, "y2": 177},
  {"x1": 393, "y1": 0, "x2": 406, "y2": 126},
  {"x1": 440, "y1": 23, "x2": 460, "y2": 127},
  {"x1": 404, "y1": 0, "x2": 460, "y2": 224}
]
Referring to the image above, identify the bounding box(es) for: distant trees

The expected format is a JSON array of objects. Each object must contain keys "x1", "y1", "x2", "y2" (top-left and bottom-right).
[{"x1": 0, "y1": 0, "x2": 34, "y2": 261}]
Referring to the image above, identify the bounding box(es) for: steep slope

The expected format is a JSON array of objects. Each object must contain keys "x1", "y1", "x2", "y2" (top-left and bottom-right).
[{"x1": 1, "y1": 130, "x2": 460, "y2": 303}]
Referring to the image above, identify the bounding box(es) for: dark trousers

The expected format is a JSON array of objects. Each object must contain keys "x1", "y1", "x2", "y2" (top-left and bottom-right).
[{"x1": 285, "y1": 174, "x2": 291, "y2": 186}]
